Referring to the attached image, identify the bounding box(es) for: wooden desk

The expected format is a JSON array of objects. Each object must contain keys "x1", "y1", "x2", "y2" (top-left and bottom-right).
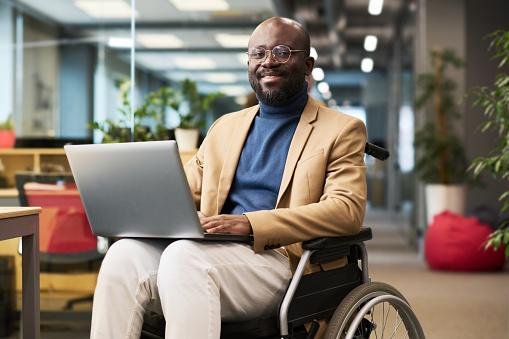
[{"x1": 0, "y1": 207, "x2": 41, "y2": 339}]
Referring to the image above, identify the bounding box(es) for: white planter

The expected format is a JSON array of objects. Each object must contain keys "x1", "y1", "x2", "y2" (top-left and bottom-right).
[
  {"x1": 425, "y1": 184, "x2": 466, "y2": 225},
  {"x1": 174, "y1": 128, "x2": 199, "y2": 152}
]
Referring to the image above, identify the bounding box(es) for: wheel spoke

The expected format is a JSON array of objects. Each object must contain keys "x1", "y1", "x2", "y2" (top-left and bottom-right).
[
  {"x1": 372, "y1": 304, "x2": 378, "y2": 339},
  {"x1": 389, "y1": 310, "x2": 403, "y2": 339},
  {"x1": 382, "y1": 302, "x2": 391, "y2": 336},
  {"x1": 327, "y1": 283, "x2": 423, "y2": 339}
]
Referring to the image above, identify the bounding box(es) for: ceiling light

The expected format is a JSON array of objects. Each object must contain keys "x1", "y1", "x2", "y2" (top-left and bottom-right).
[
  {"x1": 361, "y1": 58, "x2": 374, "y2": 73},
  {"x1": 219, "y1": 86, "x2": 249, "y2": 97},
  {"x1": 317, "y1": 82, "x2": 329, "y2": 94},
  {"x1": 312, "y1": 67, "x2": 325, "y2": 81},
  {"x1": 322, "y1": 91, "x2": 332, "y2": 100},
  {"x1": 107, "y1": 37, "x2": 133, "y2": 49},
  {"x1": 364, "y1": 35, "x2": 378, "y2": 52},
  {"x1": 75, "y1": 0, "x2": 135, "y2": 19},
  {"x1": 203, "y1": 73, "x2": 237, "y2": 83},
  {"x1": 237, "y1": 53, "x2": 249, "y2": 65},
  {"x1": 215, "y1": 33, "x2": 251, "y2": 48},
  {"x1": 368, "y1": 0, "x2": 384, "y2": 15},
  {"x1": 137, "y1": 33, "x2": 183, "y2": 48},
  {"x1": 174, "y1": 57, "x2": 217, "y2": 70},
  {"x1": 310, "y1": 47, "x2": 318, "y2": 60},
  {"x1": 168, "y1": 0, "x2": 229, "y2": 11}
]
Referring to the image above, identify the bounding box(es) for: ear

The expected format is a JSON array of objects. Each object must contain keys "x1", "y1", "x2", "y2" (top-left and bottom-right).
[{"x1": 304, "y1": 56, "x2": 315, "y2": 75}]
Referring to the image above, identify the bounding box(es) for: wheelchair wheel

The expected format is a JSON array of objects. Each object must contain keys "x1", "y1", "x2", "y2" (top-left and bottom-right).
[{"x1": 324, "y1": 282, "x2": 424, "y2": 339}]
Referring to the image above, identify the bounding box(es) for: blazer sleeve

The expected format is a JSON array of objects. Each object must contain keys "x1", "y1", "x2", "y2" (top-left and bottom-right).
[
  {"x1": 183, "y1": 145, "x2": 204, "y2": 209},
  {"x1": 183, "y1": 115, "x2": 228, "y2": 209},
  {"x1": 244, "y1": 118, "x2": 367, "y2": 253}
]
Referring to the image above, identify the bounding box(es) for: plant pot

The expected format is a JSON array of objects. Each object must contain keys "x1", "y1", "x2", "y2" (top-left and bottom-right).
[
  {"x1": 174, "y1": 128, "x2": 199, "y2": 152},
  {"x1": 0, "y1": 130, "x2": 15, "y2": 148},
  {"x1": 425, "y1": 184, "x2": 466, "y2": 225}
]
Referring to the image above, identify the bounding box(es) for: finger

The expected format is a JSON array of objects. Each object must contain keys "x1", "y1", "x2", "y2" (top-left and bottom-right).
[
  {"x1": 202, "y1": 219, "x2": 226, "y2": 230},
  {"x1": 200, "y1": 215, "x2": 224, "y2": 223},
  {"x1": 207, "y1": 224, "x2": 231, "y2": 234},
  {"x1": 201, "y1": 215, "x2": 229, "y2": 227}
]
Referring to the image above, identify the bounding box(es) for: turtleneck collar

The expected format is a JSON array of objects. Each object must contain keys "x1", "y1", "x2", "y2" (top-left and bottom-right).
[{"x1": 258, "y1": 84, "x2": 308, "y2": 119}]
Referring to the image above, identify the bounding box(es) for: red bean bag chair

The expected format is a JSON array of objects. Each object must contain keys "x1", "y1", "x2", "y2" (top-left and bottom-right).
[{"x1": 424, "y1": 211, "x2": 506, "y2": 271}]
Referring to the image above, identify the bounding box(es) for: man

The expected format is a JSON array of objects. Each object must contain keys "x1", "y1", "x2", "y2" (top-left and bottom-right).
[{"x1": 90, "y1": 16, "x2": 366, "y2": 338}]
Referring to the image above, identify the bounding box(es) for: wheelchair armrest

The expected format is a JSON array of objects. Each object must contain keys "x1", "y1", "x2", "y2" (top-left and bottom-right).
[{"x1": 302, "y1": 228, "x2": 372, "y2": 264}]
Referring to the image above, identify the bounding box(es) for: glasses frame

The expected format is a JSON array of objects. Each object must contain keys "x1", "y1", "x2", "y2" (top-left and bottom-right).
[{"x1": 246, "y1": 45, "x2": 308, "y2": 64}]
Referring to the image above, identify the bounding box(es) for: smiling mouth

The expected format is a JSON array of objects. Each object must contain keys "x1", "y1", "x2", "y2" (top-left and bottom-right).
[
  {"x1": 262, "y1": 75, "x2": 281, "y2": 80},
  {"x1": 259, "y1": 72, "x2": 285, "y2": 79}
]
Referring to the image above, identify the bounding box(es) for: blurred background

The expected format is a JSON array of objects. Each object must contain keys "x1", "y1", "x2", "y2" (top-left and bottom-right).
[{"x1": 0, "y1": 0, "x2": 508, "y2": 338}]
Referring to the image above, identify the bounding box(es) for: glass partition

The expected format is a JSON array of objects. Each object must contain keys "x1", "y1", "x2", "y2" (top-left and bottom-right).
[{"x1": 0, "y1": 0, "x2": 139, "y2": 143}]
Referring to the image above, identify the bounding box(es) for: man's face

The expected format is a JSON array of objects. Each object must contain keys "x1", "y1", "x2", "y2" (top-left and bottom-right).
[{"x1": 247, "y1": 21, "x2": 313, "y2": 106}]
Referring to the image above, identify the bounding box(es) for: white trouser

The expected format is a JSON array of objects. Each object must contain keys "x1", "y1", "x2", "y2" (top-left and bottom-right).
[{"x1": 90, "y1": 239, "x2": 292, "y2": 339}]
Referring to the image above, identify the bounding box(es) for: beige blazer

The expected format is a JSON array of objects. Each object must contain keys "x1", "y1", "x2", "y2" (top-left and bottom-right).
[{"x1": 184, "y1": 96, "x2": 367, "y2": 273}]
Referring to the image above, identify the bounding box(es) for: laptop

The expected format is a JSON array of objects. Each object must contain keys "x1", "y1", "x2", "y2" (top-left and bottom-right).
[{"x1": 64, "y1": 140, "x2": 252, "y2": 243}]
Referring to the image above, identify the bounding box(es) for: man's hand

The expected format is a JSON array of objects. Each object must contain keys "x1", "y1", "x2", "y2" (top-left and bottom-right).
[{"x1": 199, "y1": 213, "x2": 252, "y2": 235}]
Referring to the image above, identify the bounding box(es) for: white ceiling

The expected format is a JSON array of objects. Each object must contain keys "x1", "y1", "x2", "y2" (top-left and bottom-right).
[
  {"x1": 17, "y1": 0, "x2": 275, "y2": 23},
  {"x1": 14, "y1": 0, "x2": 413, "y2": 96},
  {"x1": 16, "y1": 0, "x2": 274, "y2": 93}
]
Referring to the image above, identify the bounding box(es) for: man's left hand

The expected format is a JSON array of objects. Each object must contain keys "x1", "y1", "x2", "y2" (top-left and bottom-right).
[{"x1": 200, "y1": 214, "x2": 252, "y2": 235}]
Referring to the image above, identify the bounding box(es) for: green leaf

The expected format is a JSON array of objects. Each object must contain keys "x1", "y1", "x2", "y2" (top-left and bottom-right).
[{"x1": 499, "y1": 191, "x2": 509, "y2": 201}]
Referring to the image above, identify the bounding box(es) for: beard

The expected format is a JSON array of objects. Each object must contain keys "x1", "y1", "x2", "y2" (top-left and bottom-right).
[{"x1": 249, "y1": 68, "x2": 306, "y2": 106}]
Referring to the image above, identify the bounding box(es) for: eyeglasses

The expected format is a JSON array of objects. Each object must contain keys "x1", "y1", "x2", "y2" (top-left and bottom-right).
[{"x1": 247, "y1": 45, "x2": 307, "y2": 64}]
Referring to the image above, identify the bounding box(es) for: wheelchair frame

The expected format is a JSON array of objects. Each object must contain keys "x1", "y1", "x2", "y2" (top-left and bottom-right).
[
  {"x1": 140, "y1": 143, "x2": 424, "y2": 338},
  {"x1": 278, "y1": 232, "x2": 371, "y2": 338}
]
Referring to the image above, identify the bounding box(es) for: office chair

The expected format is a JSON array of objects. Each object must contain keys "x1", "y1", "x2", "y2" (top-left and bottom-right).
[{"x1": 15, "y1": 172, "x2": 105, "y2": 310}]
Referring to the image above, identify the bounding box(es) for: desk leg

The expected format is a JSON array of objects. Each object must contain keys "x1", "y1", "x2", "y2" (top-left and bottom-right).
[{"x1": 22, "y1": 217, "x2": 40, "y2": 339}]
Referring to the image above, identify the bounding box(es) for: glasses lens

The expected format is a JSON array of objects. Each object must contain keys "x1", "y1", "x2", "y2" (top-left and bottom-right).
[
  {"x1": 248, "y1": 48, "x2": 267, "y2": 62},
  {"x1": 272, "y1": 45, "x2": 291, "y2": 63}
]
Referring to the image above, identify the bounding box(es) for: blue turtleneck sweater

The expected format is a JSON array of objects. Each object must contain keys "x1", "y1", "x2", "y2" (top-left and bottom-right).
[{"x1": 222, "y1": 86, "x2": 308, "y2": 214}]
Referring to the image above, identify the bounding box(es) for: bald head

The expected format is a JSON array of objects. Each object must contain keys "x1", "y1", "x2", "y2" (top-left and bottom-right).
[{"x1": 248, "y1": 17, "x2": 310, "y2": 54}]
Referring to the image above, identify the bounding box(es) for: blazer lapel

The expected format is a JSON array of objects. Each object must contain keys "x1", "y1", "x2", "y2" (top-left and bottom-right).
[
  {"x1": 216, "y1": 105, "x2": 259, "y2": 213},
  {"x1": 276, "y1": 97, "x2": 319, "y2": 206}
]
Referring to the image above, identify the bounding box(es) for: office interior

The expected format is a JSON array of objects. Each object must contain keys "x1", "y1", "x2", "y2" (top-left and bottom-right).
[{"x1": 0, "y1": 0, "x2": 508, "y2": 338}]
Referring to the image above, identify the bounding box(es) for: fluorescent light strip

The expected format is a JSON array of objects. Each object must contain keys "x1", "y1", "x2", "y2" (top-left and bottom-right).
[
  {"x1": 237, "y1": 52, "x2": 249, "y2": 65},
  {"x1": 368, "y1": 0, "x2": 384, "y2": 15},
  {"x1": 215, "y1": 33, "x2": 250, "y2": 48},
  {"x1": 74, "y1": 0, "x2": 135, "y2": 19},
  {"x1": 168, "y1": 0, "x2": 229, "y2": 11},
  {"x1": 203, "y1": 73, "x2": 237, "y2": 83},
  {"x1": 364, "y1": 35, "x2": 378, "y2": 52},
  {"x1": 137, "y1": 33, "x2": 184, "y2": 48},
  {"x1": 108, "y1": 37, "x2": 133, "y2": 48},
  {"x1": 219, "y1": 85, "x2": 249, "y2": 97},
  {"x1": 174, "y1": 57, "x2": 217, "y2": 70}
]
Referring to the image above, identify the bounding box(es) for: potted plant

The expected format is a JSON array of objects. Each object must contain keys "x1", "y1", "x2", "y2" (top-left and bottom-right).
[
  {"x1": 91, "y1": 81, "x2": 178, "y2": 143},
  {"x1": 470, "y1": 30, "x2": 509, "y2": 258},
  {"x1": 0, "y1": 115, "x2": 15, "y2": 148},
  {"x1": 174, "y1": 79, "x2": 222, "y2": 151},
  {"x1": 415, "y1": 48, "x2": 469, "y2": 224}
]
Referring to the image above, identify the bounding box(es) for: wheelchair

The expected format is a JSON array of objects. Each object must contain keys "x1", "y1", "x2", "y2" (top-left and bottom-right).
[{"x1": 140, "y1": 143, "x2": 425, "y2": 339}]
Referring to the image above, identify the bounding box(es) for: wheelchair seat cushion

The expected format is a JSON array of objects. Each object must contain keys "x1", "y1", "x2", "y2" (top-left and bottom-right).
[{"x1": 424, "y1": 211, "x2": 505, "y2": 271}]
